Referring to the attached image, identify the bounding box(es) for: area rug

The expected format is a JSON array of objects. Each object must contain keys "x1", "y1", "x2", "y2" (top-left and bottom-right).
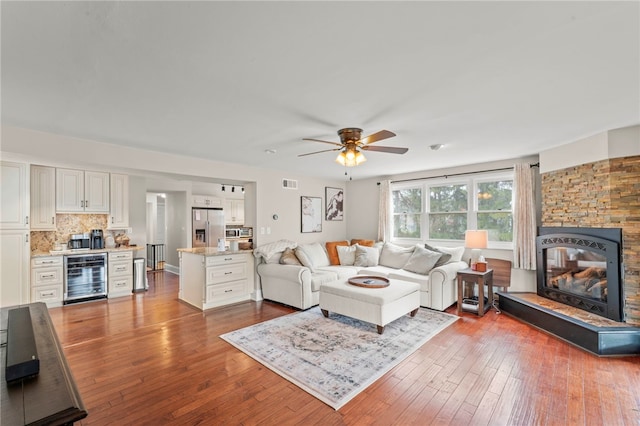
[{"x1": 220, "y1": 307, "x2": 458, "y2": 409}]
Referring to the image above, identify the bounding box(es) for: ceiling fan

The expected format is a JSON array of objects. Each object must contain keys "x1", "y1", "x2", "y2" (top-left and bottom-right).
[{"x1": 299, "y1": 128, "x2": 408, "y2": 167}]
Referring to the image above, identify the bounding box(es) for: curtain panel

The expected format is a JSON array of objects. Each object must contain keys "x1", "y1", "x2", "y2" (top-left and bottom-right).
[
  {"x1": 377, "y1": 180, "x2": 390, "y2": 242},
  {"x1": 513, "y1": 163, "x2": 537, "y2": 269}
]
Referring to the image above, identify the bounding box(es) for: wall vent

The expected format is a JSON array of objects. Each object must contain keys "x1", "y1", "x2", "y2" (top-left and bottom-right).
[{"x1": 282, "y1": 179, "x2": 298, "y2": 190}]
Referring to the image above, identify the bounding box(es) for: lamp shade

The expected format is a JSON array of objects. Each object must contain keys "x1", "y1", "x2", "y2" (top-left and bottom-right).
[{"x1": 465, "y1": 230, "x2": 488, "y2": 249}]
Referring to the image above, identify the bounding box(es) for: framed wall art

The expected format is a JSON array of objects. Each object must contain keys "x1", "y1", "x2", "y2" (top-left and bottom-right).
[
  {"x1": 301, "y1": 196, "x2": 322, "y2": 233},
  {"x1": 325, "y1": 187, "x2": 344, "y2": 221}
]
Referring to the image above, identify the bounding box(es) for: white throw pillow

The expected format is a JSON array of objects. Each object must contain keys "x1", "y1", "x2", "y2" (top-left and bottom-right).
[
  {"x1": 354, "y1": 244, "x2": 380, "y2": 267},
  {"x1": 431, "y1": 245, "x2": 465, "y2": 263},
  {"x1": 403, "y1": 246, "x2": 443, "y2": 275},
  {"x1": 337, "y1": 245, "x2": 357, "y2": 266},
  {"x1": 295, "y1": 242, "x2": 330, "y2": 270},
  {"x1": 379, "y1": 242, "x2": 415, "y2": 269}
]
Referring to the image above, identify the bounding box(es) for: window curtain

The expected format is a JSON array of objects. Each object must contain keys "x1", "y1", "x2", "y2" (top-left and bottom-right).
[
  {"x1": 513, "y1": 163, "x2": 537, "y2": 270},
  {"x1": 377, "y1": 180, "x2": 390, "y2": 242}
]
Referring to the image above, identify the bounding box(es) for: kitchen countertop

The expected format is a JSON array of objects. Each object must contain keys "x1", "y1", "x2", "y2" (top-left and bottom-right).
[
  {"x1": 177, "y1": 247, "x2": 253, "y2": 256},
  {"x1": 32, "y1": 246, "x2": 144, "y2": 258}
]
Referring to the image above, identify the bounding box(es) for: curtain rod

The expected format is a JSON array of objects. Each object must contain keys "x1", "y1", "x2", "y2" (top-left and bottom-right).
[{"x1": 378, "y1": 162, "x2": 539, "y2": 185}]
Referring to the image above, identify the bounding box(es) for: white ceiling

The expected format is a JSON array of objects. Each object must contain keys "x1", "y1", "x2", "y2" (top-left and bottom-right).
[{"x1": 2, "y1": 1, "x2": 638, "y2": 180}]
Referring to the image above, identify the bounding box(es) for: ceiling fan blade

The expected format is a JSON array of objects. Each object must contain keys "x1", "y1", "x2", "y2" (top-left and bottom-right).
[
  {"x1": 359, "y1": 130, "x2": 396, "y2": 145},
  {"x1": 302, "y1": 138, "x2": 343, "y2": 147},
  {"x1": 362, "y1": 145, "x2": 408, "y2": 154},
  {"x1": 298, "y1": 148, "x2": 342, "y2": 157}
]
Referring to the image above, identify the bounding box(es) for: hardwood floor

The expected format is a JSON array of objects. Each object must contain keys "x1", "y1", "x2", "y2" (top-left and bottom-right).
[{"x1": 48, "y1": 272, "x2": 640, "y2": 425}]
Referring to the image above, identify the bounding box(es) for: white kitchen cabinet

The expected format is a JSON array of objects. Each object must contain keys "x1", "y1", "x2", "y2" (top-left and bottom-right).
[
  {"x1": 31, "y1": 256, "x2": 63, "y2": 307},
  {"x1": 224, "y1": 199, "x2": 244, "y2": 225},
  {"x1": 108, "y1": 250, "x2": 133, "y2": 298},
  {"x1": 56, "y1": 168, "x2": 110, "y2": 213},
  {"x1": 0, "y1": 230, "x2": 31, "y2": 308},
  {"x1": 30, "y1": 165, "x2": 56, "y2": 230},
  {"x1": 179, "y1": 251, "x2": 253, "y2": 310},
  {"x1": 109, "y1": 173, "x2": 129, "y2": 229},
  {"x1": 0, "y1": 161, "x2": 29, "y2": 229},
  {"x1": 193, "y1": 194, "x2": 222, "y2": 208}
]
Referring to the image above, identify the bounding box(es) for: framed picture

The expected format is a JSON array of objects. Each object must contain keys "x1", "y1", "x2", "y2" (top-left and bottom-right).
[
  {"x1": 301, "y1": 196, "x2": 322, "y2": 233},
  {"x1": 325, "y1": 187, "x2": 344, "y2": 221}
]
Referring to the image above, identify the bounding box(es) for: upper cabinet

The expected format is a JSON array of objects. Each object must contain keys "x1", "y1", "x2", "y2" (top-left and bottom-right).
[
  {"x1": 56, "y1": 168, "x2": 109, "y2": 213},
  {"x1": 193, "y1": 194, "x2": 222, "y2": 208},
  {"x1": 30, "y1": 165, "x2": 56, "y2": 230},
  {"x1": 109, "y1": 173, "x2": 129, "y2": 229},
  {"x1": 0, "y1": 161, "x2": 29, "y2": 229},
  {"x1": 224, "y1": 199, "x2": 244, "y2": 225}
]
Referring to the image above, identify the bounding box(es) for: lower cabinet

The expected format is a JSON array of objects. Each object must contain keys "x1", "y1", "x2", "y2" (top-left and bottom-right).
[
  {"x1": 179, "y1": 251, "x2": 254, "y2": 310},
  {"x1": 31, "y1": 256, "x2": 63, "y2": 307},
  {"x1": 205, "y1": 254, "x2": 249, "y2": 308},
  {"x1": 1, "y1": 230, "x2": 31, "y2": 308},
  {"x1": 108, "y1": 250, "x2": 133, "y2": 298}
]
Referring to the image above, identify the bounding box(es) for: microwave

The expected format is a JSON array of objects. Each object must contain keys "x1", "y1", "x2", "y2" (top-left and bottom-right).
[{"x1": 225, "y1": 228, "x2": 240, "y2": 238}]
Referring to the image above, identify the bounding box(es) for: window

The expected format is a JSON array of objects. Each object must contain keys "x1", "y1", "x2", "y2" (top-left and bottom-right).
[
  {"x1": 391, "y1": 186, "x2": 422, "y2": 239},
  {"x1": 476, "y1": 179, "x2": 513, "y2": 242},
  {"x1": 390, "y1": 172, "x2": 513, "y2": 246},
  {"x1": 429, "y1": 184, "x2": 467, "y2": 240}
]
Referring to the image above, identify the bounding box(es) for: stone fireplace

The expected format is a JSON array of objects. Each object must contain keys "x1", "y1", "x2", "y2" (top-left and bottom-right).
[
  {"x1": 499, "y1": 151, "x2": 640, "y2": 355},
  {"x1": 541, "y1": 155, "x2": 639, "y2": 326}
]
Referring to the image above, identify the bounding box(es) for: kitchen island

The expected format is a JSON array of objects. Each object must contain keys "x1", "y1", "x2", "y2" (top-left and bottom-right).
[{"x1": 177, "y1": 248, "x2": 254, "y2": 310}]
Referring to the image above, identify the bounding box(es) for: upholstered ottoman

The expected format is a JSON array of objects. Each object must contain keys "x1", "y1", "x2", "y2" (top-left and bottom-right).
[{"x1": 319, "y1": 277, "x2": 421, "y2": 334}]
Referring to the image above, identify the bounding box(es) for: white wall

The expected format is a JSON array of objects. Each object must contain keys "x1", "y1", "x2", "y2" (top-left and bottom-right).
[{"x1": 540, "y1": 124, "x2": 640, "y2": 173}]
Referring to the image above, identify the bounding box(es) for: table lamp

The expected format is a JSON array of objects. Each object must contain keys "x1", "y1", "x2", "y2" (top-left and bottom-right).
[{"x1": 465, "y1": 230, "x2": 488, "y2": 270}]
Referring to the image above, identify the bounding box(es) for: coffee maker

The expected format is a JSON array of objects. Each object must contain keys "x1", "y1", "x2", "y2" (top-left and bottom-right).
[{"x1": 90, "y1": 229, "x2": 104, "y2": 250}]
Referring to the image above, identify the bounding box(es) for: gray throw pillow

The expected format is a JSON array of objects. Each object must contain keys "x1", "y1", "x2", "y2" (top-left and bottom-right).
[
  {"x1": 354, "y1": 244, "x2": 380, "y2": 267},
  {"x1": 424, "y1": 243, "x2": 453, "y2": 267},
  {"x1": 403, "y1": 246, "x2": 443, "y2": 275},
  {"x1": 379, "y1": 242, "x2": 415, "y2": 269}
]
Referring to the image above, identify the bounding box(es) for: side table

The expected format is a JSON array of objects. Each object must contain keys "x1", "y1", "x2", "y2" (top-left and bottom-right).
[{"x1": 457, "y1": 268, "x2": 494, "y2": 317}]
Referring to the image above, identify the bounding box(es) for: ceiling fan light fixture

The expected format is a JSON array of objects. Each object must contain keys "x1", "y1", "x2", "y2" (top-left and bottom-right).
[
  {"x1": 335, "y1": 151, "x2": 347, "y2": 166},
  {"x1": 355, "y1": 151, "x2": 367, "y2": 165}
]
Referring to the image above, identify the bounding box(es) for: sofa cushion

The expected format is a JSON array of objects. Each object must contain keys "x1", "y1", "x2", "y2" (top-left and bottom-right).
[
  {"x1": 279, "y1": 247, "x2": 302, "y2": 265},
  {"x1": 422, "y1": 244, "x2": 452, "y2": 267},
  {"x1": 356, "y1": 265, "x2": 392, "y2": 277},
  {"x1": 317, "y1": 265, "x2": 359, "y2": 279},
  {"x1": 310, "y1": 271, "x2": 339, "y2": 292},
  {"x1": 295, "y1": 242, "x2": 330, "y2": 270},
  {"x1": 379, "y1": 242, "x2": 415, "y2": 269},
  {"x1": 402, "y1": 246, "x2": 443, "y2": 275},
  {"x1": 351, "y1": 239, "x2": 375, "y2": 247},
  {"x1": 427, "y1": 245, "x2": 465, "y2": 263},
  {"x1": 387, "y1": 269, "x2": 431, "y2": 292},
  {"x1": 337, "y1": 245, "x2": 357, "y2": 265},
  {"x1": 326, "y1": 241, "x2": 349, "y2": 265},
  {"x1": 354, "y1": 244, "x2": 380, "y2": 267}
]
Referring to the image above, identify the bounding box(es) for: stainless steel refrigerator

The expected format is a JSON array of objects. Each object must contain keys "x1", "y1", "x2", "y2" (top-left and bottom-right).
[{"x1": 192, "y1": 207, "x2": 225, "y2": 248}]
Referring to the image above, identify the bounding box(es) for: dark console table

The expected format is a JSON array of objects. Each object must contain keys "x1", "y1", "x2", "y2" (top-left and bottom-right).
[{"x1": 1, "y1": 303, "x2": 87, "y2": 425}]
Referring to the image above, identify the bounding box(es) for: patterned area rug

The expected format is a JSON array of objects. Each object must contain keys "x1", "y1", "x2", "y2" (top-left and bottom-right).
[{"x1": 220, "y1": 306, "x2": 458, "y2": 409}]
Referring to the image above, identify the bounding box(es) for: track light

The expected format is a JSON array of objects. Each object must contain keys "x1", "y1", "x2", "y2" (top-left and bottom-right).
[
  {"x1": 241, "y1": 187, "x2": 245, "y2": 193},
  {"x1": 231, "y1": 186, "x2": 235, "y2": 193},
  {"x1": 222, "y1": 185, "x2": 225, "y2": 192}
]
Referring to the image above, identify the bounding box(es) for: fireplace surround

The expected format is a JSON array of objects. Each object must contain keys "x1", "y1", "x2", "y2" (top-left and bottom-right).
[{"x1": 536, "y1": 227, "x2": 623, "y2": 322}]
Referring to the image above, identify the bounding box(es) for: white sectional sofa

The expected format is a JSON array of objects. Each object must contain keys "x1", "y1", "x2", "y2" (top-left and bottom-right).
[{"x1": 254, "y1": 240, "x2": 467, "y2": 311}]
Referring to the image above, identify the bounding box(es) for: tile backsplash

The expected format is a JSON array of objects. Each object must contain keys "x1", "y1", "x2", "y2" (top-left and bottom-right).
[{"x1": 30, "y1": 213, "x2": 113, "y2": 253}]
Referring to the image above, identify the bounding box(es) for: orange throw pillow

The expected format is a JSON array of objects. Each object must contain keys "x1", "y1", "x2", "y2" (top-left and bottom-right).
[
  {"x1": 326, "y1": 241, "x2": 349, "y2": 265},
  {"x1": 351, "y1": 239, "x2": 375, "y2": 247}
]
